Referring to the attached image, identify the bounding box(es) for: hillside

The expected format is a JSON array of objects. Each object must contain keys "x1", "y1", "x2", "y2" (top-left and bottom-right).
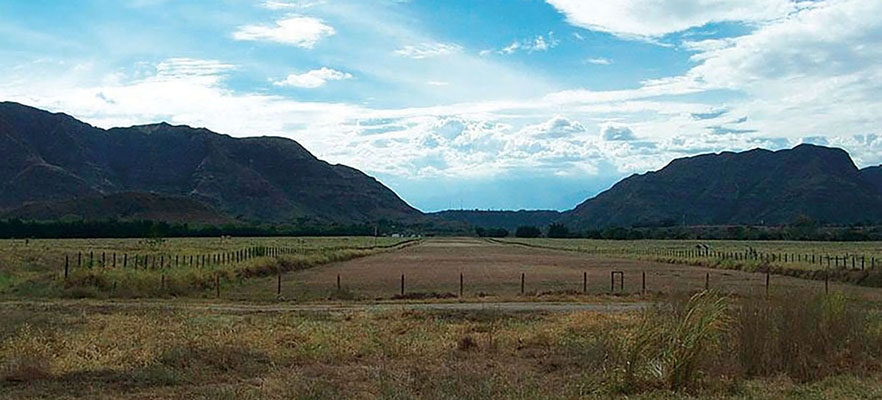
[
  {"x1": 1, "y1": 192, "x2": 233, "y2": 224},
  {"x1": 0, "y1": 102, "x2": 422, "y2": 224},
  {"x1": 863, "y1": 165, "x2": 882, "y2": 194},
  {"x1": 563, "y1": 144, "x2": 882, "y2": 229},
  {"x1": 429, "y1": 210, "x2": 562, "y2": 231}
]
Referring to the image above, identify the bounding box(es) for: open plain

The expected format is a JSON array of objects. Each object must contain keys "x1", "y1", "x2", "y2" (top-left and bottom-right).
[{"x1": 3, "y1": 237, "x2": 882, "y2": 399}]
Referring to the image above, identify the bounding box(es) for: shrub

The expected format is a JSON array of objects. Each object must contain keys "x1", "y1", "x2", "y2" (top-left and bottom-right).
[
  {"x1": 547, "y1": 223, "x2": 571, "y2": 238},
  {"x1": 515, "y1": 226, "x2": 542, "y2": 238},
  {"x1": 475, "y1": 227, "x2": 508, "y2": 238}
]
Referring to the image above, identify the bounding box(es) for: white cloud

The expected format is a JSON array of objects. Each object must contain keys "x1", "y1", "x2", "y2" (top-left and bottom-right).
[
  {"x1": 394, "y1": 43, "x2": 462, "y2": 59},
  {"x1": 274, "y1": 67, "x2": 352, "y2": 88},
  {"x1": 153, "y1": 58, "x2": 235, "y2": 83},
  {"x1": 262, "y1": 0, "x2": 324, "y2": 10},
  {"x1": 495, "y1": 32, "x2": 559, "y2": 55},
  {"x1": 601, "y1": 124, "x2": 637, "y2": 141},
  {"x1": 5, "y1": 0, "x2": 882, "y2": 193},
  {"x1": 546, "y1": 0, "x2": 797, "y2": 39},
  {"x1": 522, "y1": 116, "x2": 587, "y2": 139},
  {"x1": 233, "y1": 15, "x2": 335, "y2": 48},
  {"x1": 585, "y1": 57, "x2": 612, "y2": 65}
]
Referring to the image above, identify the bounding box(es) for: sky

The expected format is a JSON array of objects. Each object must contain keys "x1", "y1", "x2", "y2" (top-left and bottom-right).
[{"x1": 1, "y1": 0, "x2": 881, "y2": 212}]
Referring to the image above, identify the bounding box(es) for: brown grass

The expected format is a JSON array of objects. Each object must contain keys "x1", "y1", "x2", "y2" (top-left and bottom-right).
[{"x1": 1, "y1": 298, "x2": 881, "y2": 399}]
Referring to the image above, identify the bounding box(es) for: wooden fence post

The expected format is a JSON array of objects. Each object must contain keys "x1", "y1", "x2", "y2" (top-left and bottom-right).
[
  {"x1": 64, "y1": 255, "x2": 69, "y2": 280},
  {"x1": 642, "y1": 271, "x2": 646, "y2": 295},
  {"x1": 460, "y1": 273, "x2": 464, "y2": 298},
  {"x1": 277, "y1": 271, "x2": 282, "y2": 296},
  {"x1": 337, "y1": 274, "x2": 341, "y2": 292},
  {"x1": 216, "y1": 273, "x2": 221, "y2": 298},
  {"x1": 765, "y1": 271, "x2": 770, "y2": 298},
  {"x1": 705, "y1": 272, "x2": 709, "y2": 291},
  {"x1": 583, "y1": 272, "x2": 587, "y2": 294},
  {"x1": 401, "y1": 274, "x2": 405, "y2": 296},
  {"x1": 520, "y1": 273, "x2": 525, "y2": 295},
  {"x1": 825, "y1": 267, "x2": 829, "y2": 295}
]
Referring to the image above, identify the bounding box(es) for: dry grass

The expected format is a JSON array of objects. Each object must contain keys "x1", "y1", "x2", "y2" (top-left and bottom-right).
[
  {"x1": 1, "y1": 294, "x2": 881, "y2": 399},
  {"x1": 498, "y1": 238, "x2": 882, "y2": 288},
  {"x1": 0, "y1": 237, "x2": 414, "y2": 299},
  {"x1": 499, "y1": 238, "x2": 882, "y2": 271}
]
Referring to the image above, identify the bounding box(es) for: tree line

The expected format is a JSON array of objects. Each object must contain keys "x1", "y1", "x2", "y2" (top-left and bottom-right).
[
  {"x1": 475, "y1": 223, "x2": 882, "y2": 241},
  {"x1": 0, "y1": 219, "x2": 381, "y2": 239}
]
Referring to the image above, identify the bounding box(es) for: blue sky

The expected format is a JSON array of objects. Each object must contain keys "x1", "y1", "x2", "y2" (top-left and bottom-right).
[{"x1": 2, "y1": 0, "x2": 881, "y2": 211}]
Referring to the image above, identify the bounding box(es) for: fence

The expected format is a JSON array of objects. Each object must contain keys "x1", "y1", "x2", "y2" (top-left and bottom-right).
[
  {"x1": 65, "y1": 245, "x2": 297, "y2": 272},
  {"x1": 645, "y1": 247, "x2": 877, "y2": 270}
]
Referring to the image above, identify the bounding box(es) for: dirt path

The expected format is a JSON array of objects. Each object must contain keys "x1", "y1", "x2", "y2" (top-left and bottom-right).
[{"x1": 0, "y1": 299, "x2": 647, "y2": 314}]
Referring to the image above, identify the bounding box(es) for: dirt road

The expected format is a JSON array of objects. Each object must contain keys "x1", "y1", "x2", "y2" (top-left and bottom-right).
[{"x1": 0, "y1": 299, "x2": 647, "y2": 314}]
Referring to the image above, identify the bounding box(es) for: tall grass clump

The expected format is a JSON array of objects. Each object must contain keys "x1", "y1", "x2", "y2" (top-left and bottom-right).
[
  {"x1": 615, "y1": 291, "x2": 882, "y2": 394},
  {"x1": 622, "y1": 291, "x2": 730, "y2": 391},
  {"x1": 733, "y1": 292, "x2": 880, "y2": 381}
]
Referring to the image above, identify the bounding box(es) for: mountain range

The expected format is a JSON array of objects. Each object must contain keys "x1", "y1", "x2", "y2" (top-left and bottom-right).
[
  {"x1": 563, "y1": 145, "x2": 882, "y2": 229},
  {"x1": 2, "y1": 102, "x2": 882, "y2": 230},
  {"x1": 0, "y1": 102, "x2": 421, "y2": 224},
  {"x1": 428, "y1": 210, "x2": 562, "y2": 232}
]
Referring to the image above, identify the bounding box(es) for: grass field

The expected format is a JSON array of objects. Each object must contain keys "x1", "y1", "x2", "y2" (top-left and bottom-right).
[
  {"x1": 2, "y1": 293, "x2": 881, "y2": 399},
  {"x1": 497, "y1": 238, "x2": 882, "y2": 286},
  {"x1": 0, "y1": 237, "x2": 414, "y2": 299},
  {"x1": 5, "y1": 237, "x2": 882, "y2": 399},
  {"x1": 497, "y1": 238, "x2": 882, "y2": 268}
]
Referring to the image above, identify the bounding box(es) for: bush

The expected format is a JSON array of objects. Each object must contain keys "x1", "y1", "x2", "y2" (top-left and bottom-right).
[
  {"x1": 475, "y1": 227, "x2": 508, "y2": 238},
  {"x1": 515, "y1": 226, "x2": 542, "y2": 238},
  {"x1": 547, "y1": 223, "x2": 571, "y2": 238}
]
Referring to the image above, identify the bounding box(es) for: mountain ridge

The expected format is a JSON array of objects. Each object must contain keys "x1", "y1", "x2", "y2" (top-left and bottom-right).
[
  {"x1": 561, "y1": 144, "x2": 882, "y2": 229},
  {"x1": 0, "y1": 102, "x2": 421, "y2": 224}
]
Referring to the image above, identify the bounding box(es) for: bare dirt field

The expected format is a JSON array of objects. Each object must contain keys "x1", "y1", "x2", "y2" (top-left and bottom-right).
[{"x1": 233, "y1": 237, "x2": 882, "y2": 303}]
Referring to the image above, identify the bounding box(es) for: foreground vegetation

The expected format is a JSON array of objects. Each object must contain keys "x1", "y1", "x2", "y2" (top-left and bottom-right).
[
  {"x1": 2, "y1": 292, "x2": 880, "y2": 399},
  {"x1": 0, "y1": 237, "x2": 415, "y2": 299}
]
